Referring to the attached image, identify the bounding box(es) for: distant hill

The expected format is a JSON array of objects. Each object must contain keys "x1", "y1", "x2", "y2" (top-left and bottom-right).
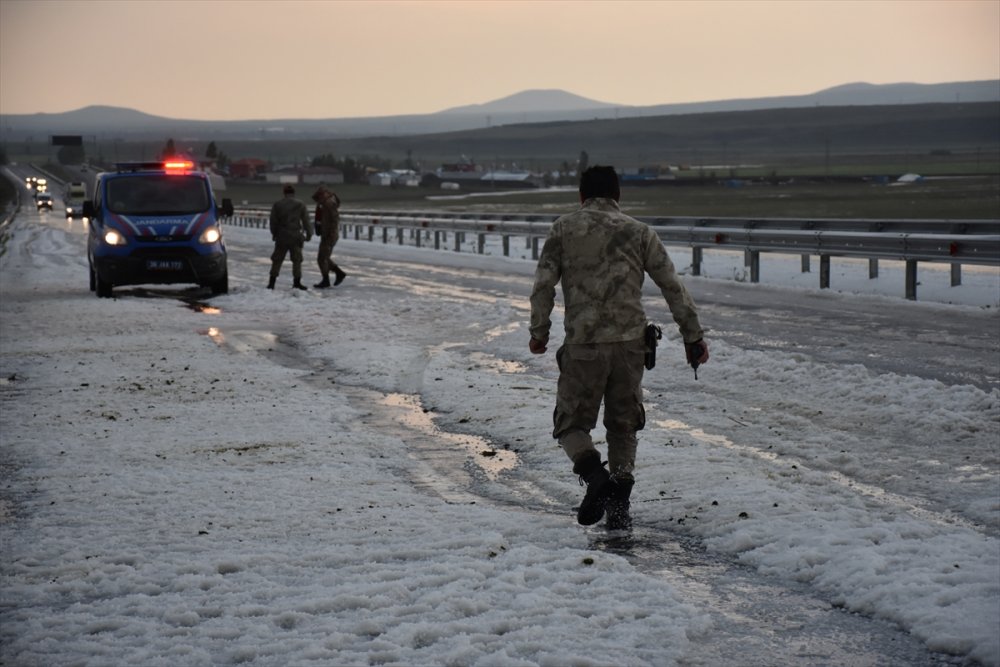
[
  {"x1": 439, "y1": 89, "x2": 618, "y2": 114},
  {"x1": 1, "y1": 80, "x2": 997, "y2": 143},
  {"x1": 303, "y1": 101, "x2": 1000, "y2": 169}
]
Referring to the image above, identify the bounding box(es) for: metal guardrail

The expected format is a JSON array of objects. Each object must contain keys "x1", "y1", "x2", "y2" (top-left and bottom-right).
[{"x1": 229, "y1": 207, "x2": 1000, "y2": 300}]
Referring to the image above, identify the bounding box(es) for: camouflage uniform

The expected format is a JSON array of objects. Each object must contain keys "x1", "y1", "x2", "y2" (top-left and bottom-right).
[
  {"x1": 530, "y1": 197, "x2": 703, "y2": 482},
  {"x1": 313, "y1": 189, "x2": 345, "y2": 286},
  {"x1": 269, "y1": 194, "x2": 312, "y2": 284}
]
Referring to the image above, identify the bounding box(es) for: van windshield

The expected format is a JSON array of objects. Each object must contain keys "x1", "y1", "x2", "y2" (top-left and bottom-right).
[{"x1": 107, "y1": 175, "x2": 210, "y2": 215}]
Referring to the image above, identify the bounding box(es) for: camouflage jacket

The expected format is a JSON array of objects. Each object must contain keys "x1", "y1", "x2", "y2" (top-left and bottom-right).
[
  {"x1": 316, "y1": 197, "x2": 340, "y2": 243},
  {"x1": 269, "y1": 195, "x2": 312, "y2": 246},
  {"x1": 530, "y1": 197, "x2": 703, "y2": 344}
]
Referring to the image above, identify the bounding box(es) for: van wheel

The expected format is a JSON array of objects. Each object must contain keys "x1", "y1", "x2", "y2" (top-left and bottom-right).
[
  {"x1": 96, "y1": 273, "x2": 113, "y2": 298},
  {"x1": 210, "y1": 270, "x2": 229, "y2": 295}
]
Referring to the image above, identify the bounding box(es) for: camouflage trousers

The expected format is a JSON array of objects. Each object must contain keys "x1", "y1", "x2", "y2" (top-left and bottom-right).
[
  {"x1": 553, "y1": 338, "x2": 646, "y2": 482},
  {"x1": 270, "y1": 240, "x2": 305, "y2": 281},
  {"x1": 316, "y1": 235, "x2": 342, "y2": 280}
]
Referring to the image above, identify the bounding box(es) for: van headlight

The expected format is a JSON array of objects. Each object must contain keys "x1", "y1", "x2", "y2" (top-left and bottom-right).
[
  {"x1": 199, "y1": 226, "x2": 222, "y2": 244},
  {"x1": 103, "y1": 230, "x2": 127, "y2": 246}
]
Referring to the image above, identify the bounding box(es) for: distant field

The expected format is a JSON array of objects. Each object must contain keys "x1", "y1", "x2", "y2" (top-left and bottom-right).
[
  {"x1": 4, "y1": 100, "x2": 998, "y2": 220},
  {"x1": 224, "y1": 175, "x2": 1000, "y2": 220}
]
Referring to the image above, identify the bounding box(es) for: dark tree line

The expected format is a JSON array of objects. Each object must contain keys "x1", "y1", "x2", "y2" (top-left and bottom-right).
[{"x1": 311, "y1": 153, "x2": 391, "y2": 185}]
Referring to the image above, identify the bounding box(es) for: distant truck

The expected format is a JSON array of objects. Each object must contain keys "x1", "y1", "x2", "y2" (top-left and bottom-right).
[{"x1": 65, "y1": 181, "x2": 87, "y2": 219}]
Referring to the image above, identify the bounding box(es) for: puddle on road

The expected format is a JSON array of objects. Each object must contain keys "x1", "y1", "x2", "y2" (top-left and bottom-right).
[
  {"x1": 467, "y1": 351, "x2": 526, "y2": 374},
  {"x1": 184, "y1": 300, "x2": 221, "y2": 314},
  {"x1": 198, "y1": 325, "x2": 518, "y2": 490},
  {"x1": 378, "y1": 392, "x2": 517, "y2": 480}
]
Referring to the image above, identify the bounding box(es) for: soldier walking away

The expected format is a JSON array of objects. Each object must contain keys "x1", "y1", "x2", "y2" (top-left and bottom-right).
[
  {"x1": 311, "y1": 186, "x2": 347, "y2": 288},
  {"x1": 529, "y1": 166, "x2": 709, "y2": 529},
  {"x1": 268, "y1": 184, "x2": 312, "y2": 290}
]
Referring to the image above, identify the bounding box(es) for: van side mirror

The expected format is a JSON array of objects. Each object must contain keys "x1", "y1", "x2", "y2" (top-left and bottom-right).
[
  {"x1": 82, "y1": 201, "x2": 96, "y2": 218},
  {"x1": 220, "y1": 198, "x2": 234, "y2": 218}
]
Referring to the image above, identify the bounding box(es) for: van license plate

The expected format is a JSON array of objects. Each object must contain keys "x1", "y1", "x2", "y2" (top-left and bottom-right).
[{"x1": 147, "y1": 260, "x2": 184, "y2": 271}]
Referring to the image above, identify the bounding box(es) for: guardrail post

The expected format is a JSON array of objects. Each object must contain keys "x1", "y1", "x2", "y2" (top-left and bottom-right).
[
  {"x1": 532, "y1": 237, "x2": 540, "y2": 260},
  {"x1": 749, "y1": 251, "x2": 760, "y2": 283},
  {"x1": 477, "y1": 233, "x2": 486, "y2": 254},
  {"x1": 434, "y1": 230, "x2": 441, "y2": 250},
  {"x1": 382, "y1": 227, "x2": 389, "y2": 244},
  {"x1": 820, "y1": 255, "x2": 831, "y2": 289},
  {"x1": 869, "y1": 258, "x2": 879, "y2": 279},
  {"x1": 415, "y1": 229, "x2": 422, "y2": 248},
  {"x1": 503, "y1": 235, "x2": 510, "y2": 257},
  {"x1": 951, "y1": 263, "x2": 962, "y2": 287},
  {"x1": 454, "y1": 232, "x2": 462, "y2": 252},
  {"x1": 368, "y1": 226, "x2": 374, "y2": 242},
  {"x1": 906, "y1": 260, "x2": 918, "y2": 300},
  {"x1": 801, "y1": 254, "x2": 810, "y2": 273},
  {"x1": 744, "y1": 249, "x2": 752, "y2": 267},
  {"x1": 691, "y1": 247, "x2": 702, "y2": 276},
  {"x1": 397, "y1": 227, "x2": 404, "y2": 245}
]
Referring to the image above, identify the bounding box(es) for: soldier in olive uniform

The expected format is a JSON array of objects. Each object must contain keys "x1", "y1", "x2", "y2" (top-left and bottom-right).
[
  {"x1": 311, "y1": 186, "x2": 347, "y2": 288},
  {"x1": 529, "y1": 165, "x2": 709, "y2": 529},
  {"x1": 268, "y1": 184, "x2": 312, "y2": 290}
]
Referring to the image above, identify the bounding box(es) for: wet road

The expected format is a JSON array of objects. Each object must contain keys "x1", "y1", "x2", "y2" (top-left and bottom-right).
[
  {"x1": 260, "y1": 241, "x2": 998, "y2": 392},
  {"x1": 218, "y1": 237, "x2": 996, "y2": 664}
]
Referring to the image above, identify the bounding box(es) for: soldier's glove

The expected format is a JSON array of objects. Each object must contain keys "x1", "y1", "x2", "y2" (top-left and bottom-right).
[
  {"x1": 644, "y1": 324, "x2": 662, "y2": 370},
  {"x1": 529, "y1": 337, "x2": 548, "y2": 354},
  {"x1": 684, "y1": 339, "x2": 709, "y2": 379}
]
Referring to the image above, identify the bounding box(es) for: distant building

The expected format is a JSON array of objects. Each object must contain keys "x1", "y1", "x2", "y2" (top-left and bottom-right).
[
  {"x1": 368, "y1": 169, "x2": 420, "y2": 187},
  {"x1": 436, "y1": 158, "x2": 484, "y2": 184},
  {"x1": 619, "y1": 164, "x2": 676, "y2": 184},
  {"x1": 257, "y1": 167, "x2": 346, "y2": 186},
  {"x1": 300, "y1": 167, "x2": 344, "y2": 185},
  {"x1": 430, "y1": 158, "x2": 545, "y2": 189},
  {"x1": 229, "y1": 158, "x2": 269, "y2": 179},
  {"x1": 262, "y1": 171, "x2": 299, "y2": 185},
  {"x1": 479, "y1": 170, "x2": 544, "y2": 188}
]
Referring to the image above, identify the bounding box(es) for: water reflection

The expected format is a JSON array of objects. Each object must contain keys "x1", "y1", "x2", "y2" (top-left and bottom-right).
[{"x1": 380, "y1": 393, "x2": 517, "y2": 479}]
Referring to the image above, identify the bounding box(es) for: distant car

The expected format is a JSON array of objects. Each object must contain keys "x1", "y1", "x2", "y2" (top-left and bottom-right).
[
  {"x1": 35, "y1": 192, "x2": 54, "y2": 211},
  {"x1": 65, "y1": 201, "x2": 85, "y2": 219}
]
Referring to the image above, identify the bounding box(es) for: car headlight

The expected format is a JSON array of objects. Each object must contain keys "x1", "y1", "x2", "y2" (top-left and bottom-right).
[
  {"x1": 103, "y1": 230, "x2": 127, "y2": 246},
  {"x1": 198, "y1": 226, "x2": 222, "y2": 244},
  {"x1": 66, "y1": 206, "x2": 74, "y2": 214}
]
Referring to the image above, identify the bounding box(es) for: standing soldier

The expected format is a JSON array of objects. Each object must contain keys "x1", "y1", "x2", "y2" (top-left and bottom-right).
[
  {"x1": 311, "y1": 186, "x2": 347, "y2": 288},
  {"x1": 268, "y1": 184, "x2": 312, "y2": 290},
  {"x1": 529, "y1": 166, "x2": 709, "y2": 529}
]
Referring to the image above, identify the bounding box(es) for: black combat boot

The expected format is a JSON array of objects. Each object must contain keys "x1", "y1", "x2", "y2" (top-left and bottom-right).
[
  {"x1": 333, "y1": 268, "x2": 347, "y2": 286},
  {"x1": 573, "y1": 451, "x2": 612, "y2": 526},
  {"x1": 267, "y1": 276, "x2": 276, "y2": 289},
  {"x1": 293, "y1": 279, "x2": 308, "y2": 291},
  {"x1": 313, "y1": 278, "x2": 331, "y2": 288},
  {"x1": 605, "y1": 478, "x2": 634, "y2": 530}
]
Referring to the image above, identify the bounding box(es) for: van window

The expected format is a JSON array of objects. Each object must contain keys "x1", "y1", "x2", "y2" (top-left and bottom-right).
[{"x1": 107, "y1": 175, "x2": 210, "y2": 215}]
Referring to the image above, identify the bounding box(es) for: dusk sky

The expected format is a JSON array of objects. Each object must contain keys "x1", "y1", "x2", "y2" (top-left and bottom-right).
[{"x1": 1, "y1": 0, "x2": 998, "y2": 121}]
